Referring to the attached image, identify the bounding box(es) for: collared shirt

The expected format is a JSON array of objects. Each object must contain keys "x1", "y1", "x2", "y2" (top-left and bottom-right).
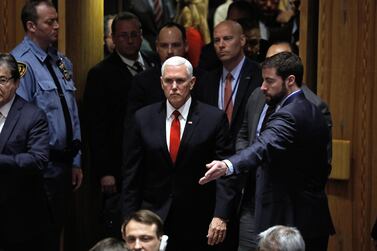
[
  {"x1": 218, "y1": 56, "x2": 245, "y2": 110},
  {"x1": 165, "y1": 97, "x2": 191, "y2": 150},
  {"x1": 117, "y1": 51, "x2": 146, "y2": 76},
  {"x1": 11, "y1": 36, "x2": 81, "y2": 172},
  {"x1": 0, "y1": 95, "x2": 15, "y2": 133}
]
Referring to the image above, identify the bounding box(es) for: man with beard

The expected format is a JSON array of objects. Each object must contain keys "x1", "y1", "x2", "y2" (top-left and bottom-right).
[{"x1": 199, "y1": 52, "x2": 334, "y2": 251}]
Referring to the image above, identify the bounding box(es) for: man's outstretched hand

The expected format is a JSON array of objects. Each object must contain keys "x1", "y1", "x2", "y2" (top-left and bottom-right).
[{"x1": 199, "y1": 160, "x2": 228, "y2": 185}]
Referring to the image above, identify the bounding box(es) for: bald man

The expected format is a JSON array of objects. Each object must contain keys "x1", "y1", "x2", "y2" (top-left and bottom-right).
[{"x1": 196, "y1": 20, "x2": 263, "y2": 251}]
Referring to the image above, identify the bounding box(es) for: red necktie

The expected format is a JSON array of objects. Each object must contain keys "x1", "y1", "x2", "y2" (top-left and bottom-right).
[
  {"x1": 153, "y1": 0, "x2": 163, "y2": 26},
  {"x1": 170, "y1": 110, "x2": 180, "y2": 164},
  {"x1": 224, "y1": 73, "x2": 234, "y2": 123}
]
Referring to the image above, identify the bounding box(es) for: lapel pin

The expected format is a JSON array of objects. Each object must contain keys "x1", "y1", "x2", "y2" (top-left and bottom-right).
[{"x1": 188, "y1": 121, "x2": 193, "y2": 124}]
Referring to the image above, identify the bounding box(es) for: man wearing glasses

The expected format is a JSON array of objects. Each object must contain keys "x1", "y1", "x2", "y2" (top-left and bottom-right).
[
  {"x1": 0, "y1": 53, "x2": 50, "y2": 250},
  {"x1": 84, "y1": 11, "x2": 158, "y2": 238}
]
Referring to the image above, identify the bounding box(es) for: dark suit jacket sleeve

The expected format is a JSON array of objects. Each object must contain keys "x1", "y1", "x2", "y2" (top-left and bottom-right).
[
  {"x1": 121, "y1": 113, "x2": 144, "y2": 219},
  {"x1": 0, "y1": 107, "x2": 49, "y2": 170},
  {"x1": 84, "y1": 67, "x2": 115, "y2": 178},
  {"x1": 229, "y1": 111, "x2": 296, "y2": 173},
  {"x1": 213, "y1": 113, "x2": 239, "y2": 219}
]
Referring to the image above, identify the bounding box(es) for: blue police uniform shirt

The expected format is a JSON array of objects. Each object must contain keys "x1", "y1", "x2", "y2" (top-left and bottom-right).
[{"x1": 11, "y1": 36, "x2": 81, "y2": 174}]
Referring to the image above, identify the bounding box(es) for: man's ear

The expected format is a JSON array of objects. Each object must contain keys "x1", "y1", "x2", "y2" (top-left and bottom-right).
[
  {"x1": 189, "y1": 76, "x2": 196, "y2": 90},
  {"x1": 26, "y1": 21, "x2": 37, "y2": 32},
  {"x1": 286, "y1": 74, "x2": 296, "y2": 87}
]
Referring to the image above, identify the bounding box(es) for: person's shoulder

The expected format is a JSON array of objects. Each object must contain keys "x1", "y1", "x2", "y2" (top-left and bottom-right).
[
  {"x1": 244, "y1": 57, "x2": 261, "y2": 70},
  {"x1": 195, "y1": 100, "x2": 224, "y2": 116},
  {"x1": 11, "y1": 38, "x2": 31, "y2": 59},
  {"x1": 15, "y1": 95, "x2": 46, "y2": 119},
  {"x1": 135, "y1": 101, "x2": 163, "y2": 117}
]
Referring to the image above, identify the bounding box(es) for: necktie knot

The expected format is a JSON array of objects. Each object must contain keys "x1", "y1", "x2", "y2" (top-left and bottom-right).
[
  {"x1": 172, "y1": 110, "x2": 180, "y2": 119},
  {"x1": 133, "y1": 61, "x2": 143, "y2": 73},
  {"x1": 226, "y1": 72, "x2": 233, "y2": 81}
]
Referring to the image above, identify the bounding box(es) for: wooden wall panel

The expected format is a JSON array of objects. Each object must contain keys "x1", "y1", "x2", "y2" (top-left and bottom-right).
[
  {"x1": 65, "y1": 0, "x2": 103, "y2": 101},
  {"x1": 0, "y1": 0, "x2": 26, "y2": 52},
  {"x1": 318, "y1": 0, "x2": 377, "y2": 250}
]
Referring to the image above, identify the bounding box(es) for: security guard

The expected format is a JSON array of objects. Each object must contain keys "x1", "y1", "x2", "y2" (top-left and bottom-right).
[{"x1": 11, "y1": 1, "x2": 82, "y2": 250}]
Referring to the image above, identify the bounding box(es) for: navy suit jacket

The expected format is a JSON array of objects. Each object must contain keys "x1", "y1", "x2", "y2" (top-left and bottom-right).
[
  {"x1": 0, "y1": 95, "x2": 50, "y2": 243},
  {"x1": 122, "y1": 99, "x2": 236, "y2": 240},
  {"x1": 230, "y1": 91, "x2": 334, "y2": 239}
]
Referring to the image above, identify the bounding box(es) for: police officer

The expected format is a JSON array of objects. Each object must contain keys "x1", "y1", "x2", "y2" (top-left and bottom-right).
[{"x1": 11, "y1": 1, "x2": 83, "y2": 250}]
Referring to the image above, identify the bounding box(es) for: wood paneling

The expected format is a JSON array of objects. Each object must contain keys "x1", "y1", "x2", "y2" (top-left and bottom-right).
[
  {"x1": 65, "y1": 0, "x2": 103, "y2": 101},
  {"x1": 317, "y1": 0, "x2": 377, "y2": 250},
  {"x1": 0, "y1": 0, "x2": 26, "y2": 52}
]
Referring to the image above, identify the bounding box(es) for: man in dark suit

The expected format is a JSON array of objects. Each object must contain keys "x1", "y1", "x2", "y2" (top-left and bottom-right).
[
  {"x1": 234, "y1": 42, "x2": 333, "y2": 251},
  {"x1": 197, "y1": 19, "x2": 263, "y2": 251},
  {"x1": 200, "y1": 52, "x2": 334, "y2": 251},
  {"x1": 198, "y1": 20, "x2": 262, "y2": 149},
  {"x1": 122, "y1": 56, "x2": 235, "y2": 251},
  {"x1": 0, "y1": 53, "x2": 50, "y2": 250},
  {"x1": 84, "y1": 12, "x2": 158, "y2": 236}
]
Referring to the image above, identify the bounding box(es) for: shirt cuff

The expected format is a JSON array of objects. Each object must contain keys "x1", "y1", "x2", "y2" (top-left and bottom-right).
[{"x1": 223, "y1": 159, "x2": 234, "y2": 176}]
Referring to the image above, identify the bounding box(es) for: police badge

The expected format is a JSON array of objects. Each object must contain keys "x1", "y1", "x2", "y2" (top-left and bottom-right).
[
  {"x1": 17, "y1": 62, "x2": 27, "y2": 78},
  {"x1": 56, "y1": 58, "x2": 72, "y2": 81}
]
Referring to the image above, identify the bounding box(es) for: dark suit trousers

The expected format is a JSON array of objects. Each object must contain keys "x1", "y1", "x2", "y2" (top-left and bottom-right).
[{"x1": 305, "y1": 235, "x2": 329, "y2": 251}]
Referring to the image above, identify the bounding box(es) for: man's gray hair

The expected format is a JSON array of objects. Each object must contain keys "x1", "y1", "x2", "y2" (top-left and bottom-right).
[
  {"x1": 258, "y1": 225, "x2": 305, "y2": 251},
  {"x1": 161, "y1": 56, "x2": 193, "y2": 78}
]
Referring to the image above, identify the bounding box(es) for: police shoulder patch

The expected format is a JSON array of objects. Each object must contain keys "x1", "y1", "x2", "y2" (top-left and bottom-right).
[{"x1": 17, "y1": 61, "x2": 27, "y2": 78}]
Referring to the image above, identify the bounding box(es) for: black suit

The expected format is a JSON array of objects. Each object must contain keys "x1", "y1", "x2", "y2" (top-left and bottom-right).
[
  {"x1": 84, "y1": 51, "x2": 158, "y2": 184},
  {"x1": 122, "y1": 100, "x2": 236, "y2": 251},
  {"x1": 0, "y1": 95, "x2": 51, "y2": 250},
  {"x1": 231, "y1": 91, "x2": 334, "y2": 251}
]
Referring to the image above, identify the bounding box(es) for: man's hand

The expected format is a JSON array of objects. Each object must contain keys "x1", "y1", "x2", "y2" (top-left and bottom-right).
[
  {"x1": 207, "y1": 217, "x2": 227, "y2": 245},
  {"x1": 72, "y1": 167, "x2": 83, "y2": 191},
  {"x1": 199, "y1": 160, "x2": 228, "y2": 185},
  {"x1": 100, "y1": 175, "x2": 117, "y2": 194}
]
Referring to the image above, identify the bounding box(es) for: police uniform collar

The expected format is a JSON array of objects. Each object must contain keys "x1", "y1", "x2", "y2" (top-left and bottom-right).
[{"x1": 24, "y1": 35, "x2": 58, "y2": 63}]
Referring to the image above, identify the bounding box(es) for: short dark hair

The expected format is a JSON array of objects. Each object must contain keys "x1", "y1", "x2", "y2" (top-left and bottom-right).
[
  {"x1": 89, "y1": 237, "x2": 126, "y2": 251},
  {"x1": 157, "y1": 21, "x2": 186, "y2": 42},
  {"x1": 0, "y1": 53, "x2": 21, "y2": 81},
  {"x1": 111, "y1": 11, "x2": 141, "y2": 35},
  {"x1": 261, "y1": 51, "x2": 304, "y2": 86},
  {"x1": 227, "y1": 1, "x2": 258, "y2": 21},
  {"x1": 21, "y1": 0, "x2": 55, "y2": 32},
  {"x1": 122, "y1": 210, "x2": 164, "y2": 238}
]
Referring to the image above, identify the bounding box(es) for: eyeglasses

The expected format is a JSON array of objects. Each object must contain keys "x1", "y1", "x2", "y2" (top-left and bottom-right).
[{"x1": 0, "y1": 76, "x2": 14, "y2": 86}]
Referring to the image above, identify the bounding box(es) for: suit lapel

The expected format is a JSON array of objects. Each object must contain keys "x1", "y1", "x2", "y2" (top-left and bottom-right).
[
  {"x1": 232, "y1": 59, "x2": 252, "y2": 121},
  {"x1": 250, "y1": 90, "x2": 266, "y2": 140},
  {"x1": 0, "y1": 96, "x2": 23, "y2": 153},
  {"x1": 157, "y1": 103, "x2": 173, "y2": 166},
  {"x1": 175, "y1": 100, "x2": 200, "y2": 165}
]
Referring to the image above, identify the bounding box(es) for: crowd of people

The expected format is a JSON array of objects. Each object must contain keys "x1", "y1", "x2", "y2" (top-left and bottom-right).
[{"x1": 2, "y1": 0, "x2": 375, "y2": 251}]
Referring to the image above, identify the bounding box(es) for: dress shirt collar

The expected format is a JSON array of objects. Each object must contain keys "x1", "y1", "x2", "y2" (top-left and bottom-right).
[
  {"x1": 276, "y1": 89, "x2": 302, "y2": 111},
  {"x1": 24, "y1": 35, "x2": 58, "y2": 62},
  {"x1": 0, "y1": 95, "x2": 15, "y2": 119},
  {"x1": 166, "y1": 96, "x2": 191, "y2": 121},
  {"x1": 117, "y1": 51, "x2": 145, "y2": 69},
  {"x1": 222, "y1": 56, "x2": 245, "y2": 81}
]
